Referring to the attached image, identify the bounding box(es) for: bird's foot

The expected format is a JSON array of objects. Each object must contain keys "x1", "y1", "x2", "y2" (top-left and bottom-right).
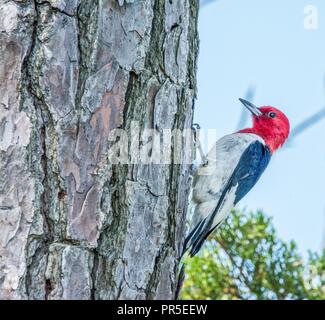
[
  {"x1": 191, "y1": 123, "x2": 209, "y2": 166},
  {"x1": 202, "y1": 159, "x2": 209, "y2": 167}
]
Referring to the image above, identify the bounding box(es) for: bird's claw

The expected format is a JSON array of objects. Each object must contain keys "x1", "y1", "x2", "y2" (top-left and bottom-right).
[
  {"x1": 192, "y1": 123, "x2": 201, "y2": 131},
  {"x1": 191, "y1": 123, "x2": 208, "y2": 166},
  {"x1": 202, "y1": 159, "x2": 209, "y2": 167}
]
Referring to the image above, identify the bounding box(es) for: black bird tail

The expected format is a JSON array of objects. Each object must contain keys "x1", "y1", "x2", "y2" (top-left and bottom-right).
[
  {"x1": 175, "y1": 263, "x2": 186, "y2": 300},
  {"x1": 182, "y1": 217, "x2": 216, "y2": 257},
  {"x1": 181, "y1": 218, "x2": 206, "y2": 257}
]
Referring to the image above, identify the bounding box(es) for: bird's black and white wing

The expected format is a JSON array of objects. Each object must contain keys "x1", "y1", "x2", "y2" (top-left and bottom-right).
[{"x1": 184, "y1": 133, "x2": 271, "y2": 256}]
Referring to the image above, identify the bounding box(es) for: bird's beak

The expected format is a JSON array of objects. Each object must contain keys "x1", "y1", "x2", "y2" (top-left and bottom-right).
[{"x1": 239, "y1": 98, "x2": 262, "y2": 117}]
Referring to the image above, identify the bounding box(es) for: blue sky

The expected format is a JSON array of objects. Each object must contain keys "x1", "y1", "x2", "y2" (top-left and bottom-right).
[{"x1": 196, "y1": 0, "x2": 325, "y2": 254}]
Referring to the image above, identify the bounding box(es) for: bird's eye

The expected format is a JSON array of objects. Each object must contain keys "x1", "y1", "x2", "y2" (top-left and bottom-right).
[{"x1": 268, "y1": 112, "x2": 276, "y2": 118}]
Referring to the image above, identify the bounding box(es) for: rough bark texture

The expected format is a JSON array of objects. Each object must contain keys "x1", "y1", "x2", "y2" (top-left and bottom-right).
[{"x1": 0, "y1": 0, "x2": 199, "y2": 300}]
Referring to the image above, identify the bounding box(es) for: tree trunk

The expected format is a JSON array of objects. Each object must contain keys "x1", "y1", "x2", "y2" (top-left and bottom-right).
[{"x1": 0, "y1": 0, "x2": 199, "y2": 300}]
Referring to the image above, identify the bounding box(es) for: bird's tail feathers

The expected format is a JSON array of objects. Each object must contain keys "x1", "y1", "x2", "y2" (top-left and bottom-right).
[
  {"x1": 182, "y1": 217, "x2": 218, "y2": 257},
  {"x1": 175, "y1": 263, "x2": 186, "y2": 300},
  {"x1": 188, "y1": 221, "x2": 219, "y2": 257},
  {"x1": 182, "y1": 218, "x2": 205, "y2": 256}
]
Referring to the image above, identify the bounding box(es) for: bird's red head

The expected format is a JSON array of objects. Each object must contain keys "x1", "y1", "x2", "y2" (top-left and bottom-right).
[{"x1": 238, "y1": 99, "x2": 290, "y2": 153}]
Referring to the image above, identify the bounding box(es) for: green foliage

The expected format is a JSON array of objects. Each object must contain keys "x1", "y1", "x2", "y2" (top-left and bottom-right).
[{"x1": 181, "y1": 210, "x2": 325, "y2": 300}]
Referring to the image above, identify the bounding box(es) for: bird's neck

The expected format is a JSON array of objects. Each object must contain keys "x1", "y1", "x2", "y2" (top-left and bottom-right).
[{"x1": 238, "y1": 127, "x2": 286, "y2": 153}]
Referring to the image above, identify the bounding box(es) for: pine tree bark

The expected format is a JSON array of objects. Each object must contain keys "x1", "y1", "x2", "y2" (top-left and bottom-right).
[{"x1": 0, "y1": 0, "x2": 198, "y2": 300}]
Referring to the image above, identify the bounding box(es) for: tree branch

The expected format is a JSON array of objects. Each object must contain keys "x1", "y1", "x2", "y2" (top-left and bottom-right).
[{"x1": 287, "y1": 107, "x2": 325, "y2": 144}]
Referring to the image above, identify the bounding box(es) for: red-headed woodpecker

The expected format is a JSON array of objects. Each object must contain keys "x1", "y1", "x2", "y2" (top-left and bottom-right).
[{"x1": 184, "y1": 98, "x2": 290, "y2": 257}]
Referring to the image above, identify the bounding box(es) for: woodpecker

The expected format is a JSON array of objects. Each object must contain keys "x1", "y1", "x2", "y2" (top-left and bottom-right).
[{"x1": 184, "y1": 98, "x2": 290, "y2": 257}]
